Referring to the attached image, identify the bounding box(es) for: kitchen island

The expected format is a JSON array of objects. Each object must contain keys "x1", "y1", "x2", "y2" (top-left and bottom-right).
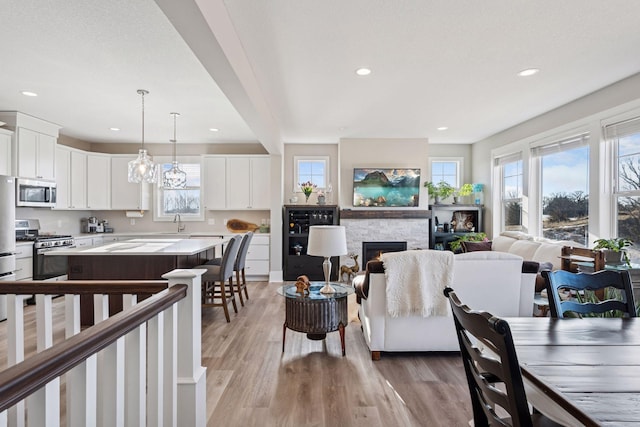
[{"x1": 48, "y1": 238, "x2": 229, "y2": 324}]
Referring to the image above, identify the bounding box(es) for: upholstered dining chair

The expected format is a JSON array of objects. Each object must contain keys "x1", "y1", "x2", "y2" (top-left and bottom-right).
[
  {"x1": 200, "y1": 235, "x2": 242, "y2": 322},
  {"x1": 542, "y1": 269, "x2": 636, "y2": 318},
  {"x1": 443, "y1": 287, "x2": 561, "y2": 427},
  {"x1": 233, "y1": 231, "x2": 253, "y2": 306}
]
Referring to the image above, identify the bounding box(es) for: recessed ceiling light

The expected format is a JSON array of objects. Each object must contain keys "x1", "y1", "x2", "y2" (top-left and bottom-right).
[
  {"x1": 109, "y1": 127, "x2": 120, "y2": 131},
  {"x1": 437, "y1": 126, "x2": 448, "y2": 131},
  {"x1": 209, "y1": 128, "x2": 219, "y2": 132},
  {"x1": 355, "y1": 68, "x2": 371, "y2": 76},
  {"x1": 21, "y1": 91, "x2": 38, "y2": 97},
  {"x1": 518, "y1": 68, "x2": 539, "y2": 77}
]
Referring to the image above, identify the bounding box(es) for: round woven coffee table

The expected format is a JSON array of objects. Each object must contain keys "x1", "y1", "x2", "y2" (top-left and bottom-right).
[{"x1": 278, "y1": 282, "x2": 354, "y2": 356}]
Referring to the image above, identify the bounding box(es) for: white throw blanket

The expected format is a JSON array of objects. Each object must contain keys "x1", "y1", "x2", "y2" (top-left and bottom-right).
[{"x1": 381, "y1": 250, "x2": 454, "y2": 317}]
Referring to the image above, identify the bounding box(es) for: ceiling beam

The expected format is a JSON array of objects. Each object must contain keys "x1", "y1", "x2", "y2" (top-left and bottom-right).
[{"x1": 153, "y1": 0, "x2": 282, "y2": 155}]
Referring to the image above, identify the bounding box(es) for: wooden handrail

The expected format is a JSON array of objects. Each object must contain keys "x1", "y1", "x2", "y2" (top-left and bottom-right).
[
  {"x1": 0, "y1": 280, "x2": 168, "y2": 295},
  {"x1": 0, "y1": 284, "x2": 188, "y2": 412}
]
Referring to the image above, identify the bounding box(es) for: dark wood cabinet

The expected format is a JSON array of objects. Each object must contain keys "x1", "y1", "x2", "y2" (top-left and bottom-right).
[
  {"x1": 283, "y1": 205, "x2": 339, "y2": 281},
  {"x1": 429, "y1": 204, "x2": 483, "y2": 251}
]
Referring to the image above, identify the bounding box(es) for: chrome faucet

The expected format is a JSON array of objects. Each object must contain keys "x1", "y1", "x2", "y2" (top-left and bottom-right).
[{"x1": 173, "y1": 213, "x2": 185, "y2": 233}]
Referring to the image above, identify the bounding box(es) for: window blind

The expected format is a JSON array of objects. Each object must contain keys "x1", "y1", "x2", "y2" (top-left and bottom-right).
[
  {"x1": 494, "y1": 152, "x2": 522, "y2": 166},
  {"x1": 604, "y1": 116, "x2": 640, "y2": 140},
  {"x1": 530, "y1": 133, "x2": 589, "y2": 157}
]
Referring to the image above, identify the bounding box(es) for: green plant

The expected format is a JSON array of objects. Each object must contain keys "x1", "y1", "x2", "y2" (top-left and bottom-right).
[
  {"x1": 448, "y1": 232, "x2": 487, "y2": 252},
  {"x1": 423, "y1": 181, "x2": 455, "y2": 200},
  {"x1": 570, "y1": 287, "x2": 640, "y2": 318},
  {"x1": 593, "y1": 237, "x2": 633, "y2": 266},
  {"x1": 455, "y1": 183, "x2": 474, "y2": 197}
]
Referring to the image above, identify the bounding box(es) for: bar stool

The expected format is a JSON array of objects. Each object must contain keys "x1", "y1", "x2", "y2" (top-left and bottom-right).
[
  {"x1": 200, "y1": 235, "x2": 242, "y2": 322},
  {"x1": 233, "y1": 232, "x2": 253, "y2": 306}
]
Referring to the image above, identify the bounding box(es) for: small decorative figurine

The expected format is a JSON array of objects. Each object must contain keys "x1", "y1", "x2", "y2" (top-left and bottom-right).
[
  {"x1": 295, "y1": 275, "x2": 310, "y2": 295},
  {"x1": 340, "y1": 254, "x2": 359, "y2": 282}
]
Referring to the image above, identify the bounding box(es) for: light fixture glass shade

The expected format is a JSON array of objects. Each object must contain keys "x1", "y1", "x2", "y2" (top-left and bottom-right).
[
  {"x1": 128, "y1": 148, "x2": 158, "y2": 183},
  {"x1": 163, "y1": 161, "x2": 187, "y2": 189},
  {"x1": 162, "y1": 112, "x2": 187, "y2": 189},
  {"x1": 307, "y1": 225, "x2": 348, "y2": 293},
  {"x1": 128, "y1": 89, "x2": 157, "y2": 184}
]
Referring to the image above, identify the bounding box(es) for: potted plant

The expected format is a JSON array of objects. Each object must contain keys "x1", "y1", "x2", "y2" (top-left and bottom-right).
[
  {"x1": 593, "y1": 237, "x2": 633, "y2": 266},
  {"x1": 449, "y1": 232, "x2": 488, "y2": 253},
  {"x1": 424, "y1": 181, "x2": 455, "y2": 204},
  {"x1": 453, "y1": 183, "x2": 474, "y2": 204}
]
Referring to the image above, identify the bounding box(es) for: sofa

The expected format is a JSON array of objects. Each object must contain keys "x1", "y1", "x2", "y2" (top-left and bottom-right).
[
  {"x1": 353, "y1": 250, "x2": 530, "y2": 360},
  {"x1": 491, "y1": 231, "x2": 585, "y2": 291}
]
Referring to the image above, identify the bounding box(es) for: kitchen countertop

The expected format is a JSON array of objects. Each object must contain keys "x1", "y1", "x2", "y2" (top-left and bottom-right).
[
  {"x1": 74, "y1": 231, "x2": 269, "y2": 238},
  {"x1": 46, "y1": 238, "x2": 229, "y2": 256}
]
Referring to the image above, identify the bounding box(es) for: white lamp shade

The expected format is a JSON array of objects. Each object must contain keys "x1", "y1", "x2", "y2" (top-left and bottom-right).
[{"x1": 307, "y1": 225, "x2": 348, "y2": 257}]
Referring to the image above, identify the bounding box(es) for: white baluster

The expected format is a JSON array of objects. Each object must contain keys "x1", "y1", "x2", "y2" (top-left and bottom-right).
[
  {"x1": 94, "y1": 295, "x2": 124, "y2": 427},
  {"x1": 27, "y1": 295, "x2": 60, "y2": 427},
  {"x1": 123, "y1": 295, "x2": 146, "y2": 427},
  {"x1": 7, "y1": 294, "x2": 25, "y2": 427},
  {"x1": 163, "y1": 302, "x2": 177, "y2": 427},
  {"x1": 162, "y1": 269, "x2": 207, "y2": 427},
  {"x1": 65, "y1": 294, "x2": 97, "y2": 427},
  {"x1": 147, "y1": 312, "x2": 164, "y2": 427}
]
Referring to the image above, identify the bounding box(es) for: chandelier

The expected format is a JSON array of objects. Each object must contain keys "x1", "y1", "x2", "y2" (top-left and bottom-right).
[
  {"x1": 162, "y1": 112, "x2": 187, "y2": 189},
  {"x1": 128, "y1": 89, "x2": 158, "y2": 183}
]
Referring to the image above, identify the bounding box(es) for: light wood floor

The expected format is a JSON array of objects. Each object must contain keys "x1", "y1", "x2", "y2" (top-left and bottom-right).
[{"x1": 0, "y1": 283, "x2": 473, "y2": 427}]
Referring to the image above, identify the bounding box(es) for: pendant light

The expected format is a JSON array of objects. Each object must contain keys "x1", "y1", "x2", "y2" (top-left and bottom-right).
[
  {"x1": 128, "y1": 89, "x2": 158, "y2": 183},
  {"x1": 162, "y1": 112, "x2": 187, "y2": 189}
]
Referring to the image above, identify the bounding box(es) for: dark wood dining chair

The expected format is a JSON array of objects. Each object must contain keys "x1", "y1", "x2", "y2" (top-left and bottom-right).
[
  {"x1": 443, "y1": 287, "x2": 561, "y2": 427},
  {"x1": 542, "y1": 269, "x2": 636, "y2": 318},
  {"x1": 200, "y1": 235, "x2": 242, "y2": 322}
]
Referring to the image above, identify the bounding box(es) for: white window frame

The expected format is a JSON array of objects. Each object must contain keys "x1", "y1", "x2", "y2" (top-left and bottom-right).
[
  {"x1": 429, "y1": 157, "x2": 462, "y2": 188},
  {"x1": 495, "y1": 153, "x2": 524, "y2": 232},
  {"x1": 153, "y1": 156, "x2": 204, "y2": 222},
  {"x1": 294, "y1": 155, "x2": 330, "y2": 192}
]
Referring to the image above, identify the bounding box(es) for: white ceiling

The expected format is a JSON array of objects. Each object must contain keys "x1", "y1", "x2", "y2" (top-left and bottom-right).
[{"x1": 3, "y1": 0, "x2": 640, "y2": 153}]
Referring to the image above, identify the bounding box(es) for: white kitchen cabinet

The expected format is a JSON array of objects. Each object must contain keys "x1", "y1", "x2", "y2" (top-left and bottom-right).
[
  {"x1": 110, "y1": 155, "x2": 150, "y2": 210},
  {"x1": 87, "y1": 153, "x2": 111, "y2": 209},
  {"x1": 75, "y1": 235, "x2": 104, "y2": 247},
  {"x1": 0, "y1": 111, "x2": 60, "y2": 180},
  {"x1": 203, "y1": 156, "x2": 226, "y2": 210},
  {"x1": 54, "y1": 146, "x2": 87, "y2": 210},
  {"x1": 245, "y1": 234, "x2": 270, "y2": 279},
  {"x1": 225, "y1": 156, "x2": 270, "y2": 210},
  {"x1": 0, "y1": 129, "x2": 12, "y2": 176},
  {"x1": 15, "y1": 243, "x2": 33, "y2": 281},
  {"x1": 16, "y1": 128, "x2": 57, "y2": 180}
]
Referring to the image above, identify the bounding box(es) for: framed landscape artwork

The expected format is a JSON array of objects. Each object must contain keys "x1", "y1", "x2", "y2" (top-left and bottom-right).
[{"x1": 353, "y1": 168, "x2": 420, "y2": 207}]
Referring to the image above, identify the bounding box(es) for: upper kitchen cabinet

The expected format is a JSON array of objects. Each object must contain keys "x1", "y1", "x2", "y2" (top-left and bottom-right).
[
  {"x1": 55, "y1": 146, "x2": 87, "y2": 210},
  {"x1": 226, "y1": 156, "x2": 271, "y2": 210},
  {"x1": 0, "y1": 112, "x2": 60, "y2": 180},
  {"x1": 0, "y1": 128, "x2": 12, "y2": 176},
  {"x1": 203, "y1": 156, "x2": 226, "y2": 210},
  {"x1": 110, "y1": 155, "x2": 150, "y2": 210},
  {"x1": 87, "y1": 153, "x2": 111, "y2": 210}
]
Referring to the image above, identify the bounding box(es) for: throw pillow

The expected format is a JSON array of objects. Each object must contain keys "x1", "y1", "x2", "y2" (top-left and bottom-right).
[{"x1": 461, "y1": 240, "x2": 492, "y2": 253}]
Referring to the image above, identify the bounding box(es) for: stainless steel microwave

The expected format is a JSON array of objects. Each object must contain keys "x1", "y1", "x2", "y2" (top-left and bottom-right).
[{"x1": 16, "y1": 178, "x2": 57, "y2": 207}]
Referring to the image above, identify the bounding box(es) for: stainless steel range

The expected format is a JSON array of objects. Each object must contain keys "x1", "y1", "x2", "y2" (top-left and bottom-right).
[{"x1": 15, "y1": 219, "x2": 75, "y2": 280}]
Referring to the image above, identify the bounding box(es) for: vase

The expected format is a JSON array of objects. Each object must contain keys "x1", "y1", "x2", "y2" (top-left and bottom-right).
[{"x1": 304, "y1": 193, "x2": 311, "y2": 203}]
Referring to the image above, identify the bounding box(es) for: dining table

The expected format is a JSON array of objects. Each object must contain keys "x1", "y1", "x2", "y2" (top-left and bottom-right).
[{"x1": 507, "y1": 317, "x2": 640, "y2": 426}]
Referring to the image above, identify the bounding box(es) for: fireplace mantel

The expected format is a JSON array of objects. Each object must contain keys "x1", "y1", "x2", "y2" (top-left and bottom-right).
[{"x1": 340, "y1": 209, "x2": 431, "y2": 219}]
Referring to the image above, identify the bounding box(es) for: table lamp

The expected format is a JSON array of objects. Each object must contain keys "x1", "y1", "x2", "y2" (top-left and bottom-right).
[{"x1": 307, "y1": 225, "x2": 348, "y2": 294}]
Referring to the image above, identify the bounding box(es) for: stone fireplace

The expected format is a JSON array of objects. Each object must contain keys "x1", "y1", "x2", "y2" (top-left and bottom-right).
[{"x1": 339, "y1": 209, "x2": 431, "y2": 274}]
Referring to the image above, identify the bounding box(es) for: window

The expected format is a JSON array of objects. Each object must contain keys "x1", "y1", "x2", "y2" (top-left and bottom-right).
[
  {"x1": 531, "y1": 133, "x2": 589, "y2": 245},
  {"x1": 605, "y1": 116, "x2": 640, "y2": 263},
  {"x1": 294, "y1": 156, "x2": 329, "y2": 191},
  {"x1": 430, "y1": 159, "x2": 460, "y2": 187},
  {"x1": 495, "y1": 154, "x2": 523, "y2": 231},
  {"x1": 155, "y1": 162, "x2": 203, "y2": 221}
]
